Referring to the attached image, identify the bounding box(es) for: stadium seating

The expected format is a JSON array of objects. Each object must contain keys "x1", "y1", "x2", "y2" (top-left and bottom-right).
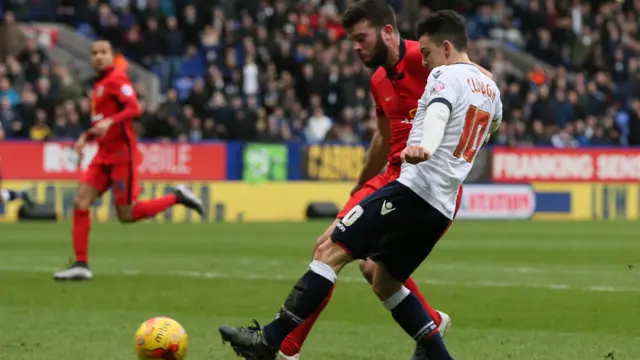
[{"x1": 0, "y1": 0, "x2": 638, "y2": 146}]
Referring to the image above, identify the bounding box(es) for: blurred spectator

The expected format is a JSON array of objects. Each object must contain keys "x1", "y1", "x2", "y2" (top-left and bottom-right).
[
  {"x1": 16, "y1": 89, "x2": 37, "y2": 131},
  {"x1": 161, "y1": 16, "x2": 184, "y2": 90},
  {"x1": 17, "y1": 38, "x2": 47, "y2": 84},
  {"x1": 243, "y1": 56, "x2": 260, "y2": 97},
  {"x1": 0, "y1": 78, "x2": 19, "y2": 107},
  {"x1": 30, "y1": 109, "x2": 50, "y2": 141},
  {"x1": 305, "y1": 107, "x2": 332, "y2": 143},
  {"x1": 0, "y1": 97, "x2": 20, "y2": 134},
  {"x1": 551, "y1": 124, "x2": 579, "y2": 148}
]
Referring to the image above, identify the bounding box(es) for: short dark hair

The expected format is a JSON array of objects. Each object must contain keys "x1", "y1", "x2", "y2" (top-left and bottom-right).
[
  {"x1": 341, "y1": 0, "x2": 397, "y2": 31},
  {"x1": 91, "y1": 38, "x2": 113, "y2": 49},
  {"x1": 92, "y1": 38, "x2": 112, "y2": 45},
  {"x1": 414, "y1": 10, "x2": 468, "y2": 51}
]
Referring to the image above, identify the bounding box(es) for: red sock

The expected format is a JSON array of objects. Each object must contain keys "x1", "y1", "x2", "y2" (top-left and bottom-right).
[
  {"x1": 280, "y1": 285, "x2": 335, "y2": 356},
  {"x1": 404, "y1": 277, "x2": 441, "y2": 325},
  {"x1": 132, "y1": 194, "x2": 178, "y2": 221},
  {"x1": 73, "y1": 208, "x2": 91, "y2": 263}
]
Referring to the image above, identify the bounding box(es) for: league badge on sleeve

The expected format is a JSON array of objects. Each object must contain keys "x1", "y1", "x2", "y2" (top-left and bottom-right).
[
  {"x1": 121, "y1": 84, "x2": 134, "y2": 96},
  {"x1": 430, "y1": 82, "x2": 446, "y2": 96}
]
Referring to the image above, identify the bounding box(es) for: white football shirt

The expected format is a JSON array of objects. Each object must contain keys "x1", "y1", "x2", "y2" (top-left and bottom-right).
[{"x1": 398, "y1": 63, "x2": 503, "y2": 219}]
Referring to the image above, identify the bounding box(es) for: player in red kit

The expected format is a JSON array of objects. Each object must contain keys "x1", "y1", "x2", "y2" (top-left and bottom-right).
[
  {"x1": 276, "y1": 2, "x2": 489, "y2": 359},
  {"x1": 53, "y1": 40, "x2": 204, "y2": 281}
]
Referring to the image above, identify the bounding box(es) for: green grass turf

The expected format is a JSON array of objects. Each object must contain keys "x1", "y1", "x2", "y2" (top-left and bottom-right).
[{"x1": 1, "y1": 221, "x2": 639, "y2": 360}]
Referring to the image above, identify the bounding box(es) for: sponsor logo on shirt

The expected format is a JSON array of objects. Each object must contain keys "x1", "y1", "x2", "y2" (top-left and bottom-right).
[
  {"x1": 429, "y1": 82, "x2": 446, "y2": 96},
  {"x1": 401, "y1": 108, "x2": 418, "y2": 124}
]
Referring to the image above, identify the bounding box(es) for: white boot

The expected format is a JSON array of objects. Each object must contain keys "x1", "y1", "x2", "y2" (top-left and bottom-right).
[
  {"x1": 54, "y1": 264, "x2": 93, "y2": 281},
  {"x1": 276, "y1": 351, "x2": 300, "y2": 360},
  {"x1": 437, "y1": 310, "x2": 451, "y2": 337}
]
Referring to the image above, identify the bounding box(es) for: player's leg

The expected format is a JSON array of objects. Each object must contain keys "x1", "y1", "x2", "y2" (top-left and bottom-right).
[
  {"x1": 111, "y1": 162, "x2": 203, "y2": 223},
  {"x1": 0, "y1": 187, "x2": 32, "y2": 206},
  {"x1": 357, "y1": 169, "x2": 448, "y2": 334},
  {"x1": 220, "y1": 189, "x2": 385, "y2": 359},
  {"x1": 220, "y1": 232, "x2": 356, "y2": 359},
  {"x1": 360, "y1": 260, "x2": 443, "y2": 324},
  {"x1": 362, "y1": 185, "x2": 464, "y2": 333},
  {"x1": 54, "y1": 169, "x2": 105, "y2": 281},
  {"x1": 278, "y1": 219, "x2": 338, "y2": 359},
  {"x1": 368, "y1": 182, "x2": 454, "y2": 359},
  {"x1": 359, "y1": 259, "x2": 447, "y2": 331},
  {"x1": 278, "y1": 182, "x2": 378, "y2": 359},
  {"x1": 371, "y1": 262, "x2": 453, "y2": 360}
]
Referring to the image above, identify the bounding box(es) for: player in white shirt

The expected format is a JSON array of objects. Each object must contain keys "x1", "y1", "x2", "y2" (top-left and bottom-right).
[
  {"x1": 399, "y1": 26, "x2": 502, "y2": 220},
  {"x1": 218, "y1": 10, "x2": 501, "y2": 360}
]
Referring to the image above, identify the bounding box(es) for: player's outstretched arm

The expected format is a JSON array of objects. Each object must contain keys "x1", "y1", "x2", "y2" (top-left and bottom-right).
[
  {"x1": 108, "y1": 77, "x2": 142, "y2": 125},
  {"x1": 73, "y1": 132, "x2": 91, "y2": 166},
  {"x1": 79, "y1": 131, "x2": 95, "y2": 142},
  {"x1": 353, "y1": 116, "x2": 391, "y2": 193}
]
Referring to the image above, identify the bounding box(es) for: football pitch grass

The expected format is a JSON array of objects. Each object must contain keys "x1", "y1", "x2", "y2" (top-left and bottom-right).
[{"x1": 2, "y1": 221, "x2": 639, "y2": 360}]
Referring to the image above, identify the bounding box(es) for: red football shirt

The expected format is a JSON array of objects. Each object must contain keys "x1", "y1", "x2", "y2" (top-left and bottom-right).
[
  {"x1": 90, "y1": 66, "x2": 141, "y2": 164},
  {"x1": 370, "y1": 39, "x2": 430, "y2": 169}
]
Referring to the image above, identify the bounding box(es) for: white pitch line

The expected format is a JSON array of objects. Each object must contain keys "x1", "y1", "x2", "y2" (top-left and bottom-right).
[
  {"x1": 25, "y1": 255, "x2": 630, "y2": 277},
  {"x1": 9, "y1": 254, "x2": 634, "y2": 277},
  {"x1": 0, "y1": 265, "x2": 638, "y2": 293}
]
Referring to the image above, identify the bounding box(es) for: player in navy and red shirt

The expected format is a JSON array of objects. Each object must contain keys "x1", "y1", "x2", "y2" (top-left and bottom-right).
[
  {"x1": 53, "y1": 40, "x2": 204, "y2": 281},
  {"x1": 275, "y1": 2, "x2": 486, "y2": 359}
]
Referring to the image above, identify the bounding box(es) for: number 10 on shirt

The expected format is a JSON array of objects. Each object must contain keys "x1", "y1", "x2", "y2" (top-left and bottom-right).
[{"x1": 453, "y1": 105, "x2": 491, "y2": 163}]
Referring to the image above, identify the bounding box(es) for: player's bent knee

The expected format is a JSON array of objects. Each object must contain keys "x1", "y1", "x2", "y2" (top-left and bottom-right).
[
  {"x1": 74, "y1": 193, "x2": 93, "y2": 210},
  {"x1": 314, "y1": 219, "x2": 338, "y2": 249},
  {"x1": 75, "y1": 183, "x2": 99, "y2": 210},
  {"x1": 359, "y1": 259, "x2": 376, "y2": 284},
  {"x1": 312, "y1": 239, "x2": 351, "y2": 273},
  {"x1": 313, "y1": 233, "x2": 330, "y2": 253},
  {"x1": 115, "y1": 206, "x2": 134, "y2": 223}
]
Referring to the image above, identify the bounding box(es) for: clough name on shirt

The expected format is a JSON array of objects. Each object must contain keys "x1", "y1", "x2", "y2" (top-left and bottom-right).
[{"x1": 467, "y1": 78, "x2": 496, "y2": 101}]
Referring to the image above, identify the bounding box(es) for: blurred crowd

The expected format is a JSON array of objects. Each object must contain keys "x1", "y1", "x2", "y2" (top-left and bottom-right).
[{"x1": 1, "y1": 0, "x2": 640, "y2": 147}]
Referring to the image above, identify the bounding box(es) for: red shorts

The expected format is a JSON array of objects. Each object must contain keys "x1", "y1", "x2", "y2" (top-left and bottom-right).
[
  {"x1": 338, "y1": 166, "x2": 464, "y2": 220},
  {"x1": 82, "y1": 161, "x2": 139, "y2": 206}
]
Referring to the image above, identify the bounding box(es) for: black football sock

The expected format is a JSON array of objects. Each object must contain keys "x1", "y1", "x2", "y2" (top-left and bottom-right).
[
  {"x1": 1, "y1": 189, "x2": 19, "y2": 202},
  {"x1": 384, "y1": 287, "x2": 454, "y2": 360},
  {"x1": 7, "y1": 190, "x2": 20, "y2": 201},
  {"x1": 262, "y1": 260, "x2": 336, "y2": 347}
]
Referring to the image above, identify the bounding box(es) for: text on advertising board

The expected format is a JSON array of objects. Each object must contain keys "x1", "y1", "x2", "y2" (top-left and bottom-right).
[
  {"x1": 457, "y1": 185, "x2": 535, "y2": 219},
  {"x1": 492, "y1": 148, "x2": 640, "y2": 182},
  {"x1": 0, "y1": 142, "x2": 226, "y2": 180},
  {"x1": 305, "y1": 144, "x2": 365, "y2": 181}
]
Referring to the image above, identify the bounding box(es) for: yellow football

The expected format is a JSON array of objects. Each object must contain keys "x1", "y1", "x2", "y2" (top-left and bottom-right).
[{"x1": 134, "y1": 317, "x2": 188, "y2": 360}]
